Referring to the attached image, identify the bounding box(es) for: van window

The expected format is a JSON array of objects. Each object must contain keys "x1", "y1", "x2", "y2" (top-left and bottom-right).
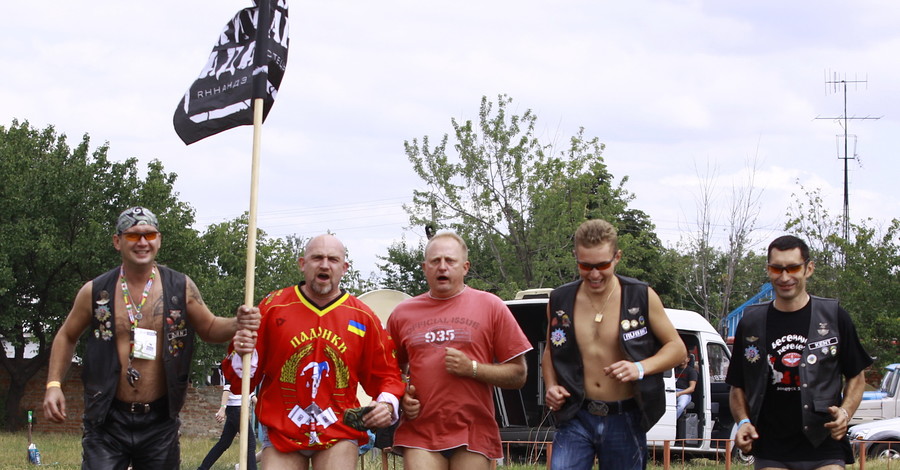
[{"x1": 707, "y1": 343, "x2": 730, "y2": 382}]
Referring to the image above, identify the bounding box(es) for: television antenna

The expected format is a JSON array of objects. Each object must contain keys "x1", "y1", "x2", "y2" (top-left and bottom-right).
[{"x1": 814, "y1": 70, "x2": 880, "y2": 242}]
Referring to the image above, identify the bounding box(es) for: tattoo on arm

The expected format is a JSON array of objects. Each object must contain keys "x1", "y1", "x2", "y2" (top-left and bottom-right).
[{"x1": 187, "y1": 280, "x2": 206, "y2": 306}]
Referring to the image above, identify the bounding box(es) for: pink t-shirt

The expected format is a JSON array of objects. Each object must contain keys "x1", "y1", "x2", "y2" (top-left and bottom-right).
[{"x1": 387, "y1": 287, "x2": 532, "y2": 459}]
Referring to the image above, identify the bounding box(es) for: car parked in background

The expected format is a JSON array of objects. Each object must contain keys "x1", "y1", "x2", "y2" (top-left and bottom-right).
[
  {"x1": 853, "y1": 363, "x2": 900, "y2": 425},
  {"x1": 848, "y1": 416, "x2": 900, "y2": 459}
]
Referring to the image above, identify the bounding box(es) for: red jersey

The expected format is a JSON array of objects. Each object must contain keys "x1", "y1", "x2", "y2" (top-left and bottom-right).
[{"x1": 224, "y1": 285, "x2": 404, "y2": 452}]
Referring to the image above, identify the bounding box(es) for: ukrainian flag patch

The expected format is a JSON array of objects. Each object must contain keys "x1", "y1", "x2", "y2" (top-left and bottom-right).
[{"x1": 348, "y1": 320, "x2": 366, "y2": 337}]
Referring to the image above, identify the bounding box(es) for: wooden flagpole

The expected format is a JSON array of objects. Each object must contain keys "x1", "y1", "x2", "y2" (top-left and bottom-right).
[{"x1": 239, "y1": 96, "x2": 265, "y2": 470}]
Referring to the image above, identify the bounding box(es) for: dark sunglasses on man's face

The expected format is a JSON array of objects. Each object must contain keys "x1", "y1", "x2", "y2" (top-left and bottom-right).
[
  {"x1": 576, "y1": 257, "x2": 616, "y2": 272},
  {"x1": 120, "y1": 231, "x2": 160, "y2": 242},
  {"x1": 766, "y1": 262, "x2": 807, "y2": 275}
]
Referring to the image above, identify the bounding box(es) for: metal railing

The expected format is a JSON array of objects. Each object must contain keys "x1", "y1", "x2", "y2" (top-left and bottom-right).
[{"x1": 366, "y1": 438, "x2": 900, "y2": 469}]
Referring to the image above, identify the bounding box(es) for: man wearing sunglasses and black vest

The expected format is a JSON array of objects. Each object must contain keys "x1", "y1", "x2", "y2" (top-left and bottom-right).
[
  {"x1": 726, "y1": 235, "x2": 872, "y2": 470},
  {"x1": 42, "y1": 206, "x2": 261, "y2": 470},
  {"x1": 541, "y1": 219, "x2": 685, "y2": 469}
]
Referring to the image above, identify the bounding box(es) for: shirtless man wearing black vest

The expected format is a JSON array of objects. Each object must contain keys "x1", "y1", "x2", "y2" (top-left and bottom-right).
[
  {"x1": 42, "y1": 206, "x2": 261, "y2": 469},
  {"x1": 541, "y1": 219, "x2": 684, "y2": 470}
]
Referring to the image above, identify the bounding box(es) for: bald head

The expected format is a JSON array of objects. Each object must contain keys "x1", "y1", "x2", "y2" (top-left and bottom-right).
[{"x1": 304, "y1": 234, "x2": 347, "y2": 259}]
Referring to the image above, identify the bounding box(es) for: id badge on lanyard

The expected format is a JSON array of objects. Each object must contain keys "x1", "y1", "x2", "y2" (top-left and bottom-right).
[{"x1": 133, "y1": 327, "x2": 158, "y2": 360}]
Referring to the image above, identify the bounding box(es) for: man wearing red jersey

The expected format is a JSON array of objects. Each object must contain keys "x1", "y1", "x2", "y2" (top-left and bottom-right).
[{"x1": 224, "y1": 234, "x2": 405, "y2": 469}]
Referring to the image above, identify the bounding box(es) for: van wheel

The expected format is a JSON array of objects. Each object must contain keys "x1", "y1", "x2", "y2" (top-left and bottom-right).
[{"x1": 870, "y1": 443, "x2": 900, "y2": 460}]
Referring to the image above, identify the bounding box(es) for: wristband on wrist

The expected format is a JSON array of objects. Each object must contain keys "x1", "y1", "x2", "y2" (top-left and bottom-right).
[
  {"x1": 472, "y1": 360, "x2": 478, "y2": 378},
  {"x1": 46, "y1": 381, "x2": 61, "y2": 390},
  {"x1": 635, "y1": 362, "x2": 644, "y2": 380},
  {"x1": 738, "y1": 418, "x2": 751, "y2": 428},
  {"x1": 839, "y1": 407, "x2": 850, "y2": 420}
]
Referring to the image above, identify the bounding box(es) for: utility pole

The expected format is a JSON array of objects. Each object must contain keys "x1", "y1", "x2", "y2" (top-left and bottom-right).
[{"x1": 815, "y1": 71, "x2": 880, "y2": 242}]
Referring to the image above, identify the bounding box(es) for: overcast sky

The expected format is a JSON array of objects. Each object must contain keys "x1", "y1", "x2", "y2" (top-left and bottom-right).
[{"x1": 3, "y1": 1, "x2": 898, "y2": 281}]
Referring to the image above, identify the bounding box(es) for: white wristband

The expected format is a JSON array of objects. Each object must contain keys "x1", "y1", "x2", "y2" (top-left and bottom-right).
[{"x1": 635, "y1": 361, "x2": 644, "y2": 380}]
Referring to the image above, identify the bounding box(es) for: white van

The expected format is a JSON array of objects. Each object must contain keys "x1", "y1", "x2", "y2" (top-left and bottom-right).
[{"x1": 496, "y1": 293, "x2": 733, "y2": 458}]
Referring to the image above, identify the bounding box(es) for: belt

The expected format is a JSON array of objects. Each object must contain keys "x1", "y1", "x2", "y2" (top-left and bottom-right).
[
  {"x1": 583, "y1": 398, "x2": 638, "y2": 416},
  {"x1": 112, "y1": 396, "x2": 167, "y2": 414}
]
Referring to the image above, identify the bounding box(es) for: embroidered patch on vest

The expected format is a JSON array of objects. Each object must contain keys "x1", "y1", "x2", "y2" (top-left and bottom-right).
[
  {"x1": 808, "y1": 336, "x2": 837, "y2": 350},
  {"x1": 554, "y1": 310, "x2": 571, "y2": 328},
  {"x1": 744, "y1": 345, "x2": 760, "y2": 363},
  {"x1": 93, "y1": 303, "x2": 113, "y2": 341},
  {"x1": 167, "y1": 309, "x2": 187, "y2": 357},
  {"x1": 623, "y1": 327, "x2": 648, "y2": 341},
  {"x1": 551, "y1": 328, "x2": 566, "y2": 347}
]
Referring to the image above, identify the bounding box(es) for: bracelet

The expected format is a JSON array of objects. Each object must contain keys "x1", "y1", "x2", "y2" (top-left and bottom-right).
[
  {"x1": 46, "y1": 381, "x2": 61, "y2": 390},
  {"x1": 635, "y1": 362, "x2": 644, "y2": 380},
  {"x1": 221, "y1": 405, "x2": 227, "y2": 408},
  {"x1": 839, "y1": 407, "x2": 850, "y2": 420},
  {"x1": 738, "y1": 418, "x2": 751, "y2": 428},
  {"x1": 472, "y1": 360, "x2": 478, "y2": 378}
]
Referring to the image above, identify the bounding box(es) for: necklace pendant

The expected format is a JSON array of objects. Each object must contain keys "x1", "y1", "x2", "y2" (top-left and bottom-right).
[{"x1": 594, "y1": 313, "x2": 603, "y2": 323}]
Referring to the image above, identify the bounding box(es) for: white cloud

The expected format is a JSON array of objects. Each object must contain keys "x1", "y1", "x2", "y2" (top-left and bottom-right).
[{"x1": 2, "y1": 0, "x2": 898, "y2": 285}]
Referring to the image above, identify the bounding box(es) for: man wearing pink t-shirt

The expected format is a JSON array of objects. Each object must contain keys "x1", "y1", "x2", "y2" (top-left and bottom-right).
[{"x1": 388, "y1": 230, "x2": 532, "y2": 470}]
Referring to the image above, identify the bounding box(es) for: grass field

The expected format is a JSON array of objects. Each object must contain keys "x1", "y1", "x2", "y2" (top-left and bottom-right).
[{"x1": 1, "y1": 432, "x2": 896, "y2": 469}]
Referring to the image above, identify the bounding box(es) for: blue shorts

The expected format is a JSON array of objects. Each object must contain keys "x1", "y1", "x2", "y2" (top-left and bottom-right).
[{"x1": 550, "y1": 406, "x2": 647, "y2": 470}]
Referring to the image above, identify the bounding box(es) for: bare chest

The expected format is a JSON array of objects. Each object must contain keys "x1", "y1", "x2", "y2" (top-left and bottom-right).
[
  {"x1": 572, "y1": 295, "x2": 624, "y2": 363},
  {"x1": 113, "y1": 282, "x2": 165, "y2": 342}
]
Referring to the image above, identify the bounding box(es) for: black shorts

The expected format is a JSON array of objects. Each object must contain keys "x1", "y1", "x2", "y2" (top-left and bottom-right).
[{"x1": 82, "y1": 398, "x2": 180, "y2": 470}]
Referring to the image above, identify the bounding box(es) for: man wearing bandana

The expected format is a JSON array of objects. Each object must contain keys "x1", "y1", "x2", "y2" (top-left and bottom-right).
[
  {"x1": 726, "y1": 235, "x2": 872, "y2": 470},
  {"x1": 42, "y1": 206, "x2": 261, "y2": 470}
]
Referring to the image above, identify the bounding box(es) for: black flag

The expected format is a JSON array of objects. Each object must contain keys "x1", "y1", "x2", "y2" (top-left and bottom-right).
[{"x1": 174, "y1": 0, "x2": 289, "y2": 145}]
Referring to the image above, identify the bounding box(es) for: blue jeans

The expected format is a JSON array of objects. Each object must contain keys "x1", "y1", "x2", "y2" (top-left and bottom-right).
[
  {"x1": 550, "y1": 408, "x2": 647, "y2": 470},
  {"x1": 676, "y1": 391, "x2": 691, "y2": 418}
]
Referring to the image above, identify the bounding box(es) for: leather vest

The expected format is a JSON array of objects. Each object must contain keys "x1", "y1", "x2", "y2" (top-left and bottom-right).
[
  {"x1": 83, "y1": 265, "x2": 193, "y2": 424},
  {"x1": 548, "y1": 275, "x2": 664, "y2": 431},
  {"x1": 738, "y1": 296, "x2": 841, "y2": 447}
]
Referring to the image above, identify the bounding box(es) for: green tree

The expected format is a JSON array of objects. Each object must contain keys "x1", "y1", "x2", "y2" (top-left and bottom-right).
[
  {"x1": 0, "y1": 120, "x2": 198, "y2": 430},
  {"x1": 375, "y1": 237, "x2": 428, "y2": 296},
  {"x1": 402, "y1": 95, "x2": 661, "y2": 299}
]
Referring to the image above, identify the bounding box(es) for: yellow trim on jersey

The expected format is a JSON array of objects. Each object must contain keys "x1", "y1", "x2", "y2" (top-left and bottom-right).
[{"x1": 293, "y1": 286, "x2": 350, "y2": 316}]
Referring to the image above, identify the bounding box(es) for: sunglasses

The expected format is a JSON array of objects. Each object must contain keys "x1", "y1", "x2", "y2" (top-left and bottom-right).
[
  {"x1": 766, "y1": 262, "x2": 807, "y2": 275},
  {"x1": 120, "y1": 231, "x2": 160, "y2": 242},
  {"x1": 577, "y1": 256, "x2": 616, "y2": 272}
]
